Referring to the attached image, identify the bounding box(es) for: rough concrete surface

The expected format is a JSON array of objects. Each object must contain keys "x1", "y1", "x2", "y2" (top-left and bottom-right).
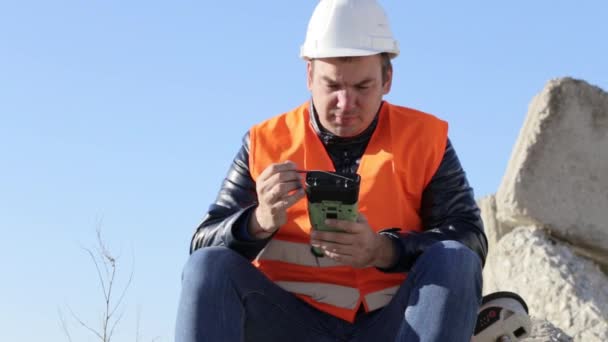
[
  {"x1": 495, "y1": 78, "x2": 608, "y2": 262},
  {"x1": 483, "y1": 225, "x2": 608, "y2": 341},
  {"x1": 522, "y1": 318, "x2": 573, "y2": 342},
  {"x1": 477, "y1": 194, "x2": 508, "y2": 250}
]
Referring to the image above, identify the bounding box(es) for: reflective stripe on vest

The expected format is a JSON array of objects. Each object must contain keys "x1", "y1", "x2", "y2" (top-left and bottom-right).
[
  {"x1": 276, "y1": 281, "x2": 360, "y2": 309},
  {"x1": 249, "y1": 101, "x2": 448, "y2": 322},
  {"x1": 256, "y1": 239, "x2": 341, "y2": 268},
  {"x1": 275, "y1": 281, "x2": 400, "y2": 312},
  {"x1": 259, "y1": 239, "x2": 400, "y2": 311},
  {"x1": 365, "y1": 285, "x2": 400, "y2": 311}
]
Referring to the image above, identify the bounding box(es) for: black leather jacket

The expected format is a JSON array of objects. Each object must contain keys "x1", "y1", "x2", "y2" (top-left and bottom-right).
[{"x1": 190, "y1": 103, "x2": 488, "y2": 272}]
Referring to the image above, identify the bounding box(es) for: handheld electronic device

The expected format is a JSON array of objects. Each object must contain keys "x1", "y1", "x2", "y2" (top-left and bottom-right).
[{"x1": 304, "y1": 171, "x2": 361, "y2": 257}]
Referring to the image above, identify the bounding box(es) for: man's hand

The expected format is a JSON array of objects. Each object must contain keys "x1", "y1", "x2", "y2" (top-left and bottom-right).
[
  {"x1": 310, "y1": 214, "x2": 396, "y2": 268},
  {"x1": 248, "y1": 161, "x2": 305, "y2": 239}
]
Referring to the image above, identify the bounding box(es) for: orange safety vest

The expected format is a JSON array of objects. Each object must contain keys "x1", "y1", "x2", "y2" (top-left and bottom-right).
[{"x1": 249, "y1": 101, "x2": 448, "y2": 322}]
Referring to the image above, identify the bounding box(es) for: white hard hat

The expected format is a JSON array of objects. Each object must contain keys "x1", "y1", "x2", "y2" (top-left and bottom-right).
[{"x1": 300, "y1": 0, "x2": 399, "y2": 60}]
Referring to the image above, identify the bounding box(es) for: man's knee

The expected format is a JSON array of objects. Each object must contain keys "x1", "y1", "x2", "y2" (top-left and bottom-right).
[
  {"x1": 419, "y1": 240, "x2": 482, "y2": 282},
  {"x1": 182, "y1": 247, "x2": 244, "y2": 285}
]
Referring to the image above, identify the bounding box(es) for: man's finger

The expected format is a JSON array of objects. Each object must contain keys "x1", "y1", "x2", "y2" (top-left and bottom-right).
[
  {"x1": 259, "y1": 177, "x2": 300, "y2": 202},
  {"x1": 311, "y1": 240, "x2": 354, "y2": 256},
  {"x1": 266, "y1": 180, "x2": 302, "y2": 203},
  {"x1": 324, "y1": 219, "x2": 360, "y2": 234},
  {"x1": 267, "y1": 169, "x2": 302, "y2": 186},
  {"x1": 258, "y1": 161, "x2": 298, "y2": 182},
  {"x1": 356, "y1": 213, "x2": 368, "y2": 224},
  {"x1": 323, "y1": 250, "x2": 355, "y2": 265},
  {"x1": 273, "y1": 188, "x2": 305, "y2": 211},
  {"x1": 311, "y1": 231, "x2": 355, "y2": 245}
]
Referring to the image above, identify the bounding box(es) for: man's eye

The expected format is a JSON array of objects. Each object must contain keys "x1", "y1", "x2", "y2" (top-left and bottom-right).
[
  {"x1": 327, "y1": 84, "x2": 340, "y2": 90},
  {"x1": 356, "y1": 85, "x2": 369, "y2": 90}
]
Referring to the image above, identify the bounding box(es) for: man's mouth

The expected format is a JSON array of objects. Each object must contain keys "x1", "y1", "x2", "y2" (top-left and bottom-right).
[{"x1": 333, "y1": 115, "x2": 357, "y2": 125}]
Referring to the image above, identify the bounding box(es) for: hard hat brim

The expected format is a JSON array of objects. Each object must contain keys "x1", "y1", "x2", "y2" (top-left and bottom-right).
[{"x1": 300, "y1": 46, "x2": 399, "y2": 60}]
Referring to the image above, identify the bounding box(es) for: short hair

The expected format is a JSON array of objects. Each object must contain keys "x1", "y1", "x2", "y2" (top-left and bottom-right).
[
  {"x1": 379, "y1": 52, "x2": 393, "y2": 85},
  {"x1": 311, "y1": 53, "x2": 393, "y2": 85}
]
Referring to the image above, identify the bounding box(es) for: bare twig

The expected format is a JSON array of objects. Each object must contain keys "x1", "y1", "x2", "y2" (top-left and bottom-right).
[
  {"x1": 107, "y1": 304, "x2": 127, "y2": 342},
  {"x1": 59, "y1": 227, "x2": 135, "y2": 342},
  {"x1": 109, "y1": 262, "x2": 133, "y2": 318},
  {"x1": 135, "y1": 305, "x2": 142, "y2": 342},
  {"x1": 83, "y1": 246, "x2": 109, "y2": 304},
  {"x1": 58, "y1": 308, "x2": 74, "y2": 342},
  {"x1": 67, "y1": 304, "x2": 104, "y2": 341}
]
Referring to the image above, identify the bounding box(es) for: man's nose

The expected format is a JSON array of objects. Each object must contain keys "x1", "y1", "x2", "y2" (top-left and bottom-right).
[{"x1": 336, "y1": 89, "x2": 355, "y2": 111}]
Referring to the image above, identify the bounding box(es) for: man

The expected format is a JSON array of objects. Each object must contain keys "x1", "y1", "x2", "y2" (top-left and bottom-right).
[{"x1": 175, "y1": 0, "x2": 487, "y2": 341}]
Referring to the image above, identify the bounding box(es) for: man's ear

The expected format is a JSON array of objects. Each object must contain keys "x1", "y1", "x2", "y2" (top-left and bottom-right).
[
  {"x1": 306, "y1": 60, "x2": 313, "y2": 91},
  {"x1": 382, "y1": 68, "x2": 393, "y2": 95}
]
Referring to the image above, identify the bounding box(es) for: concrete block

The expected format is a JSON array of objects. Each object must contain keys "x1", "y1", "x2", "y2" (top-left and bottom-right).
[
  {"x1": 523, "y1": 318, "x2": 572, "y2": 342},
  {"x1": 496, "y1": 77, "x2": 608, "y2": 260},
  {"x1": 483, "y1": 226, "x2": 608, "y2": 341},
  {"x1": 477, "y1": 194, "x2": 509, "y2": 250}
]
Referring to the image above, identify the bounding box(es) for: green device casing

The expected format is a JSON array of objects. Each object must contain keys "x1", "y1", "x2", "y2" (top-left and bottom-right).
[{"x1": 305, "y1": 171, "x2": 361, "y2": 257}]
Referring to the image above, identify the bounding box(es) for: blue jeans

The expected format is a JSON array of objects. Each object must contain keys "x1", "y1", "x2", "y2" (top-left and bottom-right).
[{"x1": 175, "y1": 240, "x2": 482, "y2": 342}]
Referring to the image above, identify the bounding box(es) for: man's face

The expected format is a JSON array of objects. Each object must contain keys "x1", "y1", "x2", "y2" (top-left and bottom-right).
[{"x1": 307, "y1": 54, "x2": 392, "y2": 137}]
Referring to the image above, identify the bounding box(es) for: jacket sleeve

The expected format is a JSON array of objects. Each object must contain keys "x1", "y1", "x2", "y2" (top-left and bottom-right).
[
  {"x1": 189, "y1": 133, "x2": 271, "y2": 260},
  {"x1": 379, "y1": 138, "x2": 489, "y2": 272}
]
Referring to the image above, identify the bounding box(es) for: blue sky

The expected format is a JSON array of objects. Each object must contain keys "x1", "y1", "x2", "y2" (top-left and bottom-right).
[{"x1": 1, "y1": 1, "x2": 606, "y2": 341}]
